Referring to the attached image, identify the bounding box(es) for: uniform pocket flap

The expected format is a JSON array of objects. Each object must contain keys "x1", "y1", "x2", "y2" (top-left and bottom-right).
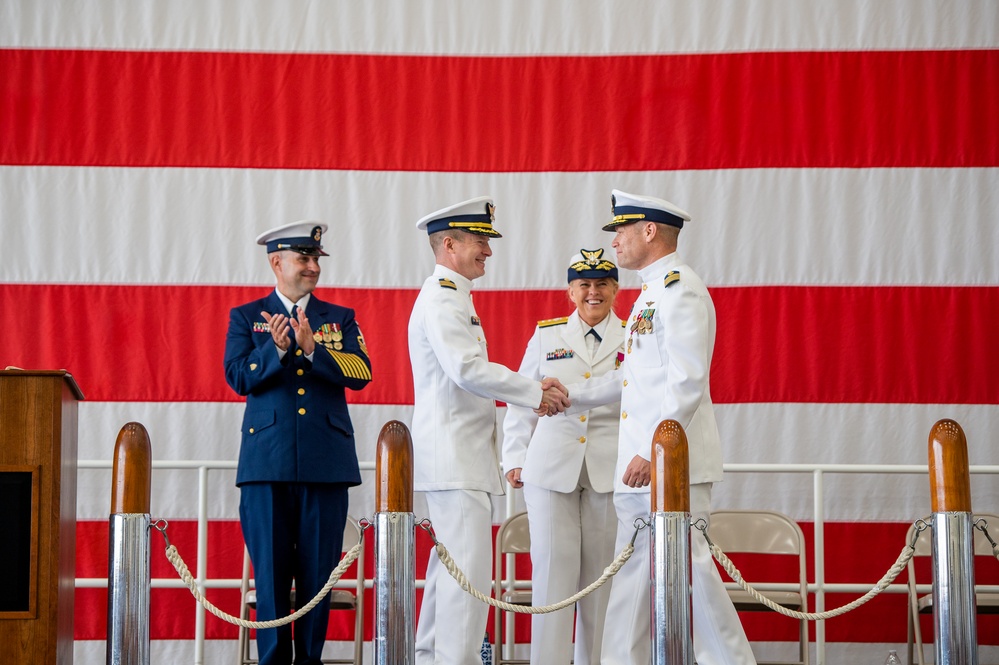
[
  {"x1": 327, "y1": 410, "x2": 354, "y2": 436},
  {"x1": 244, "y1": 409, "x2": 276, "y2": 435}
]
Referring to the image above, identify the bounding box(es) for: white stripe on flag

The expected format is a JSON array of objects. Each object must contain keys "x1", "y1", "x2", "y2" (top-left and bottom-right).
[
  {"x1": 3, "y1": 0, "x2": 996, "y2": 53},
  {"x1": 5, "y1": 166, "x2": 996, "y2": 288}
]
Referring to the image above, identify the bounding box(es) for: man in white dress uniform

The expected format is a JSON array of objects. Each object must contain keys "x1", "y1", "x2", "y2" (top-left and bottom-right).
[
  {"x1": 409, "y1": 196, "x2": 571, "y2": 665},
  {"x1": 566, "y1": 191, "x2": 757, "y2": 665},
  {"x1": 502, "y1": 248, "x2": 625, "y2": 664}
]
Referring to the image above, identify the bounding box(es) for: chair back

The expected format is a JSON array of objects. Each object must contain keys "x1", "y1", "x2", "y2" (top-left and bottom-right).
[
  {"x1": 710, "y1": 510, "x2": 804, "y2": 556},
  {"x1": 497, "y1": 511, "x2": 531, "y2": 555}
]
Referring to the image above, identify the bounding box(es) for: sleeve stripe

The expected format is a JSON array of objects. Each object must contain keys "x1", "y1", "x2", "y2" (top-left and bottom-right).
[{"x1": 325, "y1": 348, "x2": 372, "y2": 380}]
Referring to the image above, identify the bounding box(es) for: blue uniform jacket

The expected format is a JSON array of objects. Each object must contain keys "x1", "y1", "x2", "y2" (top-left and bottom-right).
[{"x1": 224, "y1": 291, "x2": 372, "y2": 486}]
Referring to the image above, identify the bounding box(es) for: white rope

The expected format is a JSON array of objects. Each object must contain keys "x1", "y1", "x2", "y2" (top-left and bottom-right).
[
  {"x1": 706, "y1": 539, "x2": 915, "y2": 621},
  {"x1": 434, "y1": 540, "x2": 634, "y2": 614},
  {"x1": 163, "y1": 542, "x2": 362, "y2": 629}
]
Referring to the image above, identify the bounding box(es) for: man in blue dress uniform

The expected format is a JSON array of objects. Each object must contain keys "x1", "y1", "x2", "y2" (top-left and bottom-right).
[{"x1": 224, "y1": 220, "x2": 372, "y2": 665}]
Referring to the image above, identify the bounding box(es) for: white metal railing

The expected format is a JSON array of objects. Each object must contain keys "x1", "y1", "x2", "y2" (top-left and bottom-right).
[{"x1": 81, "y1": 460, "x2": 999, "y2": 665}]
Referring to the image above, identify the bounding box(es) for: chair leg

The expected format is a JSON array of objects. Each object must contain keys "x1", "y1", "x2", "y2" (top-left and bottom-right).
[
  {"x1": 798, "y1": 618, "x2": 808, "y2": 665},
  {"x1": 906, "y1": 610, "x2": 914, "y2": 665}
]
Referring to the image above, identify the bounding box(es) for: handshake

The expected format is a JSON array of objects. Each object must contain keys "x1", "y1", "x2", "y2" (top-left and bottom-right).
[{"x1": 534, "y1": 377, "x2": 570, "y2": 416}]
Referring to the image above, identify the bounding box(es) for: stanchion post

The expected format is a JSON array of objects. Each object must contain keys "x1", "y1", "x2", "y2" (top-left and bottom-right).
[
  {"x1": 927, "y1": 419, "x2": 978, "y2": 665},
  {"x1": 106, "y1": 422, "x2": 152, "y2": 665},
  {"x1": 373, "y1": 420, "x2": 416, "y2": 665},
  {"x1": 650, "y1": 419, "x2": 693, "y2": 665}
]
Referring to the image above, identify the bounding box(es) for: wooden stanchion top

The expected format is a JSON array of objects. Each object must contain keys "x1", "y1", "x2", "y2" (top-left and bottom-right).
[
  {"x1": 651, "y1": 419, "x2": 689, "y2": 513},
  {"x1": 376, "y1": 420, "x2": 414, "y2": 513},
  {"x1": 928, "y1": 418, "x2": 972, "y2": 513},
  {"x1": 110, "y1": 421, "x2": 152, "y2": 514}
]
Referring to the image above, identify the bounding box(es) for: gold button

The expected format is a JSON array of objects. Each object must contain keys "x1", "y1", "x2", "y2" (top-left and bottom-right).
[
  {"x1": 579, "y1": 436, "x2": 586, "y2": 443},
  {"x1": 298, "y1": 408, "x2": 306, "y2": 415},
  {"x1": 477, "y1": 336, "x2": 482, "y2": 341},
  {"x1": 579, "y1": 415, "x2": 587, "y2": 422},
  {"x1": 297, "y1": 388, "x2": 305, "y2": 395},
  {"x1": 297, "y1": 369, "x2": 304, "y2": 376},
  {"x1": 295, "y1": 349, "x2": 303, "y2": 357},
  {"x1": 249, "y1": 428, "x2": 255, "y2": 434},
  {"x1": 642, "y1": 284, "x2": 648, "y2": 291},
  {"x1": 627, "y1": 348, "x2": 632, "y2": 354},
  {"x1": 622, "y1": 411, "x2": 628, "y2": 419},
  {"x1": 583, "y1": 372, "x2": 591, "y2": 379},
  {"x1": 250, "y1": 363, "x2": 257, "y2": 370},
  {"x1": 623, "y1": 379, "x2": 628, "y2": 386}
]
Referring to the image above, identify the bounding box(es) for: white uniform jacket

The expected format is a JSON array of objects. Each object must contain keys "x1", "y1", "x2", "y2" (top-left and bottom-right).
[
  {"x1": 502, "y1": 311, "x2": 625, "y2": 494},
  {"x1": 569, "y1": 253, "x2": 723, "y2": 492},
  {"x1": 409, "y1": 264, "x2": 544, "y2": 494}
]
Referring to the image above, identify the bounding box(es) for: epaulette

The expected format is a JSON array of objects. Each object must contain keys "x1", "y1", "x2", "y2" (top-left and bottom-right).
[
  {"x1": 664, "y1": 270, "x2": 680, "y2": 288},
  {"x1": 538, "y1": 316, "x2": 569, "y2": 328},
  {"x1": 439, "y1": 278, "x2": 457, "y2": 290}
]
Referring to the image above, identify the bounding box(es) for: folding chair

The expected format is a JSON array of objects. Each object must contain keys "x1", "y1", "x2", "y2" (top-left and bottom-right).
[
  {"x1": 492, "y1": 511, "x2": 532, "y2": 665},
  {"x1": 708, "y1": 510, "x2": 809, "y2": 665},
  {"x1": 906, "y1": 513, "x2": 999, "y2": 665},
  {"x1": 237, "y1": 516, "x2": 366, "y2": 665}
]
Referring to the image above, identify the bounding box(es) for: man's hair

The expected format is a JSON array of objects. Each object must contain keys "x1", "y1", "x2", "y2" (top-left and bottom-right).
[
  {"x1": 656, "y1": 222, "x2": 680, "y2": 250},
  {"x1": 657, "y1": 222, "x2": 680, "y2": 246},
  {"x1": 429, "y1": 229, "x2": 468, "y2": 255}
]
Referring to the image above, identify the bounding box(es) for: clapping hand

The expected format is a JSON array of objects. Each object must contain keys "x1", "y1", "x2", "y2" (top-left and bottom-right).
[{"x1": 261, "y1": 311, "x2": 292, "y2": 351}]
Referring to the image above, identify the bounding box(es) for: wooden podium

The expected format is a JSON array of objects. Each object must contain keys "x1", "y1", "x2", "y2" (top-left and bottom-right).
[{"x1": 0, "y1": 370, "x2": 83, "y2": 664}]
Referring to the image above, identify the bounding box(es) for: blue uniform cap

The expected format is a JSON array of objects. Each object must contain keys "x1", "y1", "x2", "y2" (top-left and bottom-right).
[
  {"x1": 567, "y1": 248, "x2": 618, "y2": 283},
  {"x1": 416, "y1": 196, "x2": 503, "y2": 238},
  {"x1": 604, "y1": 189, "x2": 692, "y2": 231},
  {"x1": 255, "y1": 220, "x2": 329, "y2": 256}
]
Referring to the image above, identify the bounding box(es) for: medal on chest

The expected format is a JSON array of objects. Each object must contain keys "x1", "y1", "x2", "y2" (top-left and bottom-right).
[
  {"x1": 627, "y1": 302, "x2": 656, "y2": 353},
  {"x1": 314, "y1": 322, "x2": 344, "y2": 350}
]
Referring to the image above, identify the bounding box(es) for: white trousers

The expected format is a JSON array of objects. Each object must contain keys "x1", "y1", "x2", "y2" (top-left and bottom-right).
[
  {"x1": 600, "y1": 484, "x2": 757, "y2": 665},
  {"x1": 416, "y1": 490, "x2": 493, "y2": 665},
  {"x1": 523, "y1": 469, "x2": 615, "y2": 665}
]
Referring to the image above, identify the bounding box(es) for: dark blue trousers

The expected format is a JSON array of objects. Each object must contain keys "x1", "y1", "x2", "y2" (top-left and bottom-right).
[{"x1": 240, "y1": 482, "x2": 349, "y2": 665}]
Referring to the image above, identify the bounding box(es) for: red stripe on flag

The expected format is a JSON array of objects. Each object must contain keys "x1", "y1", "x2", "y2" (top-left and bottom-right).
[
  {"x1": 2, "y1": 284, "x2": 996, "y2": 404},
  {"x1": 2, "y1": 49, "x2": 997, "y2": 171}
]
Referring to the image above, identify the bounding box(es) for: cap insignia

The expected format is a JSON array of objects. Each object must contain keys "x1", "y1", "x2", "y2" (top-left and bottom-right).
[{"x1": 569, "y1": 248, "x2": 616, "y2": 274}]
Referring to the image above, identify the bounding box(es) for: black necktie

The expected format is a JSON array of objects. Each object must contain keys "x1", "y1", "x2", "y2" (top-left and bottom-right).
[
  {"x1": 288, "y1": 305, "x2": 299, "y2": 349},
  {"x1": 586, "y1": 327, "x2": 601, "y2": 354}
]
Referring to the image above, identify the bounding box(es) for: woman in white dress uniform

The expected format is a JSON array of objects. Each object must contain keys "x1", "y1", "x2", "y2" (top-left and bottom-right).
[{"x1": 502, "y1": 248, "x2": 624, "y2": 665}]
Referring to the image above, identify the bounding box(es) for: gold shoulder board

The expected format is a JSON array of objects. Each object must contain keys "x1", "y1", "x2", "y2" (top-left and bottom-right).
[{"x1": 537, "y1": 316, "x2": 569, "y2": 328}]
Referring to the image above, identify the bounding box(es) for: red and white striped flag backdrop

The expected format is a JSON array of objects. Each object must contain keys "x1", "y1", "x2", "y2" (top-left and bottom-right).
[{"x1": 2, "y1": 1, "x2": 997, "y2": 661}]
